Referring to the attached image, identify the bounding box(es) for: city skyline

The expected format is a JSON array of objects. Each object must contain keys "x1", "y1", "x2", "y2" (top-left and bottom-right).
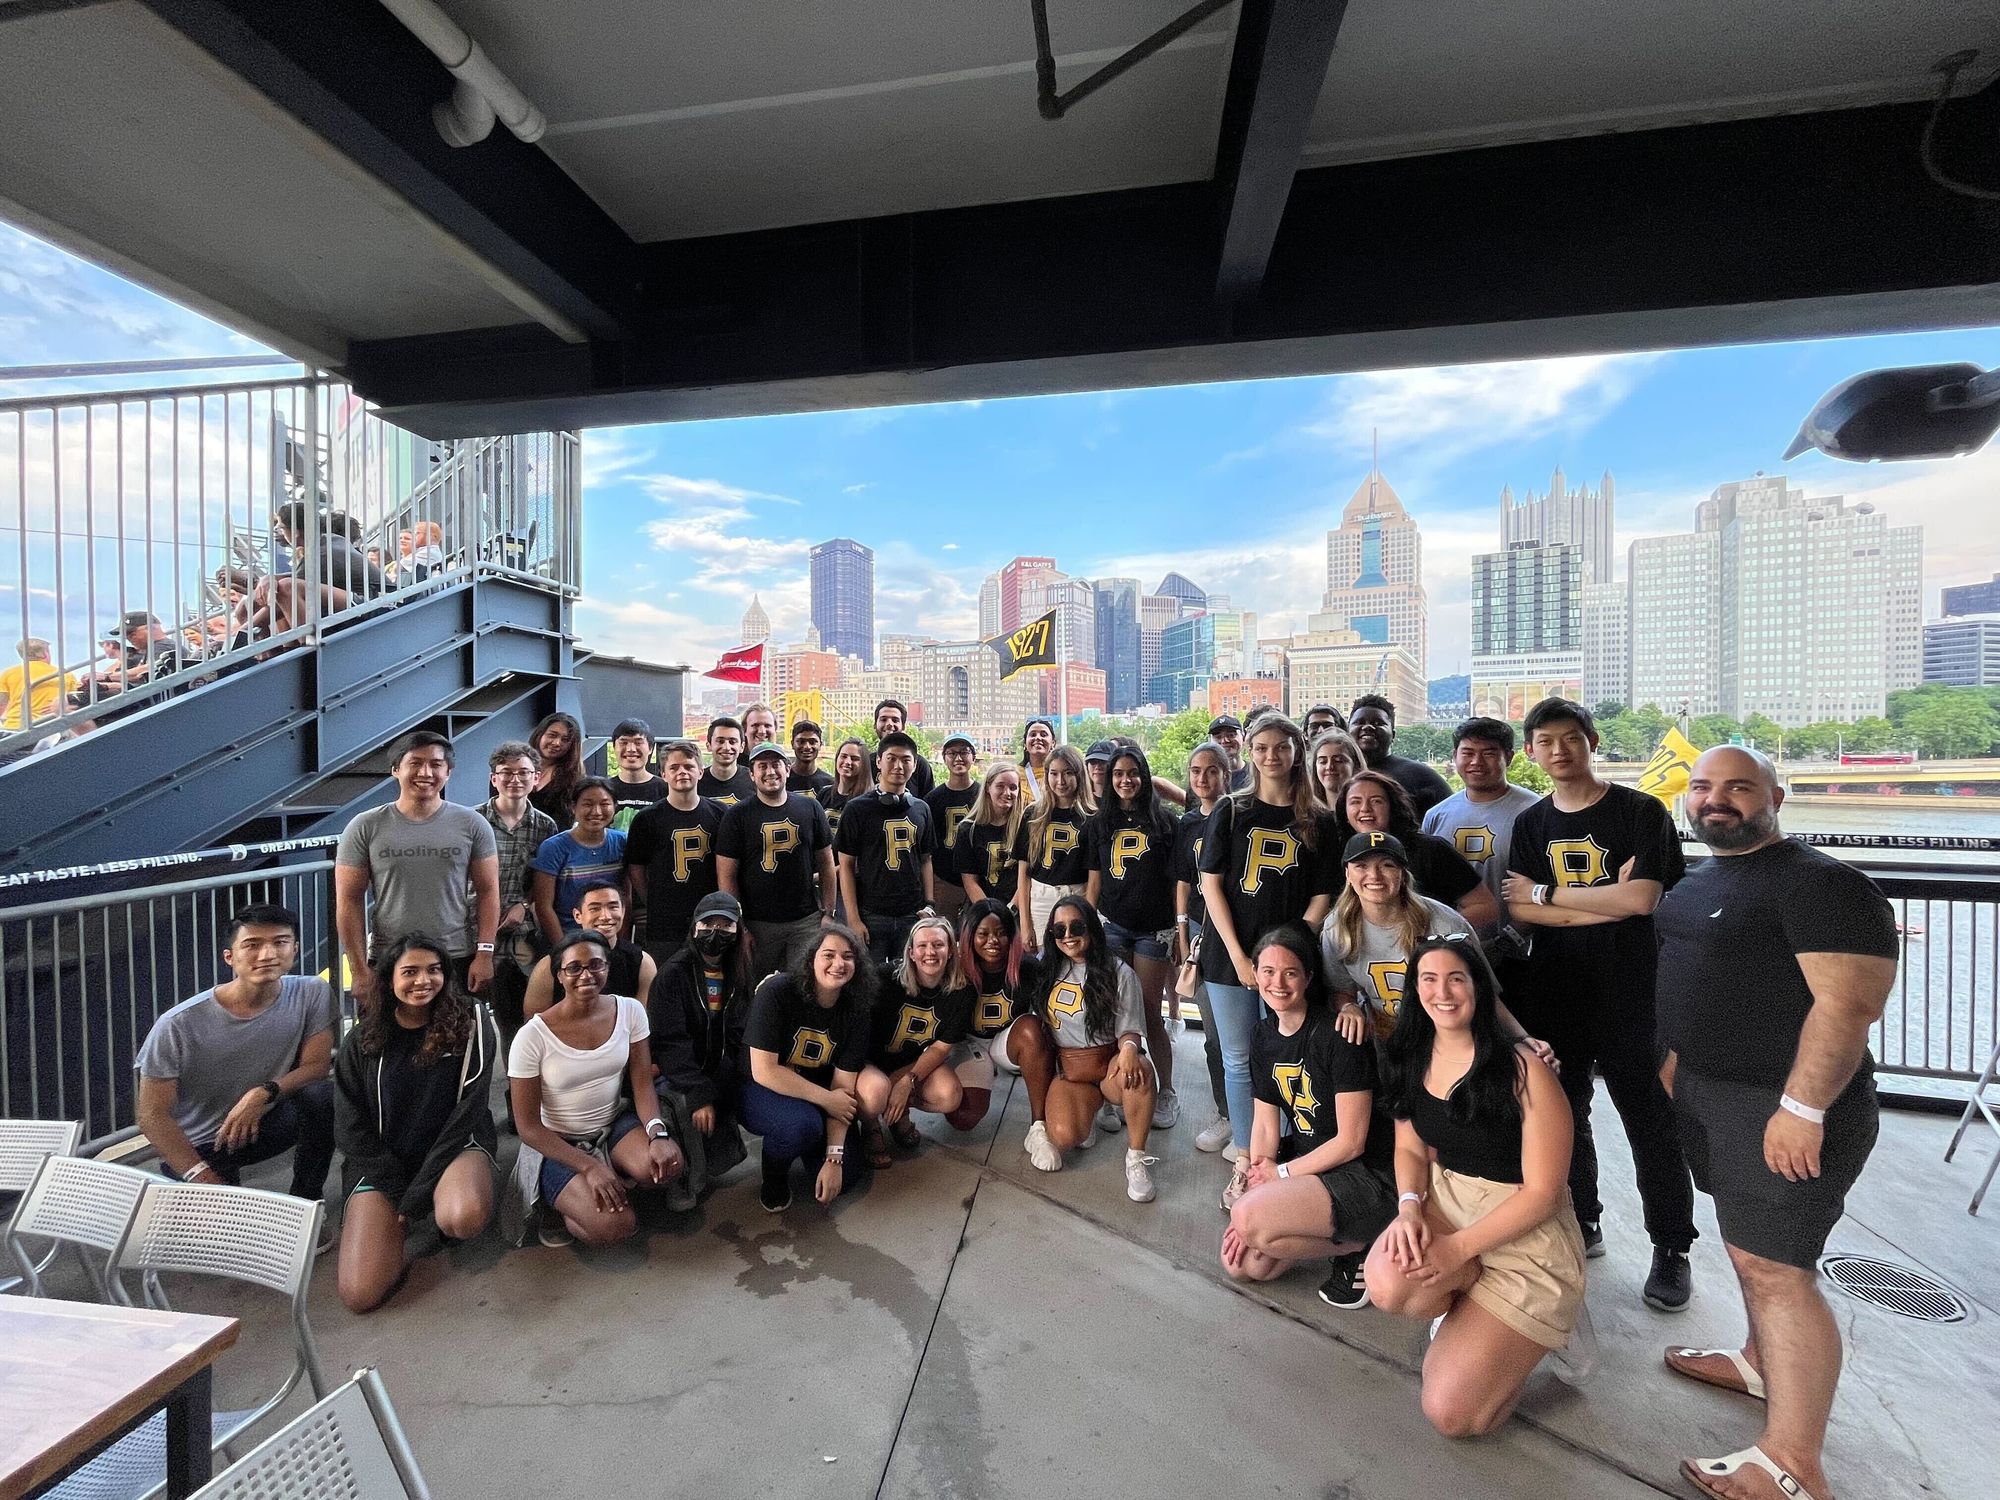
[{"x1": 7, "y1": 217, "x2": 2000, "y2": 684}]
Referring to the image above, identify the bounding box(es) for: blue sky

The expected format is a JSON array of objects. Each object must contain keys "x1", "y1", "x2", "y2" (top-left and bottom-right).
[{"x1": 8, "y1": 216, "x2": 2000, "y2": 676}]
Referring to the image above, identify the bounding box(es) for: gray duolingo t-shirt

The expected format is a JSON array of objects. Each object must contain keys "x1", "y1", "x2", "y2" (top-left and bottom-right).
[
  {"x1": 335, "y1": 801, "x2": 497, "y2": 956},
  {"x1": 135, "y1": 975, "x2": 335, "y2": 1147}
]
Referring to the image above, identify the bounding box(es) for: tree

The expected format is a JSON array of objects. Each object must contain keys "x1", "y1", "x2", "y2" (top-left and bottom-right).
[
  {"x1": 1149, "y1": 708, "x2": 1215, "y2": 775},
  {"x1": 1593, "y1": 700, "x2": 1627, "y2": 722},
  {"x1": 1395, "y1": 723, "x2": 1452, "y2": 765},
  {"x1": 1902, "y1": 694, "x2": 2000, "y2": 758},
  {"x1": 1844, "y1": 716, "x2": 1896, "y2": 753},
  {"x1": 1741, "y1": 713, "x2": 1784, "y2": 751},
  {"x1": 1689, "y1": 713, "x2": 1743, "y2": 751}
]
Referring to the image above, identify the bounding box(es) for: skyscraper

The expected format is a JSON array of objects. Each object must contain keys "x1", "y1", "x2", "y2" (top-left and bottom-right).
[
  {"x1": 1322, "y1": 456, "x2": 1427, "y2": 681},
  {"x1": 999, "y1": 556, "x2": 1060, "y2": 633},
  {"x1": 977, "y1": 572, "x2": 1001, "y2": 638},
  {"x1": 1093, "y1": 577, "x2": 1143, "y2": 712},
  {"x1": 1580, "y1": 581, "x2": 1630, "y2": 709},
  {"x1": 1501, "y1": 467, "x2": 1615, "y2": 584},
  {"x1": 1628, "y1": 531, "x2": 1721, "y2": 716},
  {"x1": 1470, "y1": 542, "x2": 1580, "y2": 655},
  {"x1": 809, "y1": 538, "x2": 875, "y2": 665},
  {"x1": 740, "y1": 594, "x2": 771, "y2": 646},
  {"x1": 1138, "y1": 592, "x2": 1180, "y2": 699},
  {"x1": 1154, "y1": 571, "x2": 1207, "y2": 613}
]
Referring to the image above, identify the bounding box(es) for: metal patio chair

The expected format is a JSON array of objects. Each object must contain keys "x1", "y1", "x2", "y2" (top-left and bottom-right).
[
  {"x1": 50, "y1": 1180, "x2": 329, "y2": 1500},
  {"x1": 1944, "y1": 1035, "x2": 2000, "y2": 1214},
  {"x1": 189, "y1": 1366, "x2": 431, "y2": 1500},
  {"x1": 1, "y1": 1124, "x2": 121, "y2": 1296}
]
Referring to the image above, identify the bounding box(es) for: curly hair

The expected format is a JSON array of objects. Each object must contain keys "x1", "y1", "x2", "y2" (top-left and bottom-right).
[
  {"x1": 357, "y1": 933, "x2": 473, "y2": 1066},
  {"x1": 787, "y1": 922, "x2": 877, "y2": 1010}
]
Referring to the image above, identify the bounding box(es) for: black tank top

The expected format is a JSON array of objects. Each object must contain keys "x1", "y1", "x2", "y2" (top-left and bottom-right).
[
  {"x1": 608, "y1": 942, "x2": 643, "y2": 998},
  {"x1": 1403, "y1": 1075, "x2": 1523, "y2": 1184}
]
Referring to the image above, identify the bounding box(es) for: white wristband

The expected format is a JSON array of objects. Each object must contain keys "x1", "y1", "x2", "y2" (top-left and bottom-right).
[
  {"x1": 1532, "y1": 884, "x2": 1551, "y2": 906},
  {"x1": 1398, "y1": 1190, "x2": 1425, "y2": 1208},
  {"x1": 1276, "y1": 1162, "x2": 1291, "y2": 1180},
  {"x1": 1779, "y1": 1094, "x2": 1826, "y2": 1125}
]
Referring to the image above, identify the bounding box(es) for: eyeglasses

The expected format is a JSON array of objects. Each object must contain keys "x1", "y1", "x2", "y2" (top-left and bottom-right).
[
  {"x1": 493, "y1": 770, "x2": 535, "y2": 781},
  {"x1": 1048, "y1": 921, "x2": 1089, "y2": 940},
  {"x1": 558, "y1": 960, "x2": 610, "y2": 978}
]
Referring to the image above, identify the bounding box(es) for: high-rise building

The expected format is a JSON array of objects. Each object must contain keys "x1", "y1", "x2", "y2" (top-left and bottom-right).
[
  {"x1": 1040, "y1": 661, "x2": 1108, "y2": 718},
  {"x1": 740, "y1": 594, "x2": 771, "y2": 646},
  {"x1": 1942, "y1": 573, "x2": 2000, "y2": 618},
  {"x1": 809, "y1": 538, "x2": 875, "y2": 665},
  {"x1": 878, "y1": 633, "x2": 932, "y2": 678},
  {"x1": 1501, "y1": 467, "x2": 1615, "y2": 584},
  {"x1": 1155, "y1": 572, "x2": 1208, "y2": 613},
  {"x1": 1470, "y1": 542, "x2": 1580, "y2": 655},
  {"x1": 1924, "y1": 617, "x2": 2000, "y2": 687},
  {"x1": 977, "y1": 572, "x2": 1001, "y2": 638},
  {"x1": 1322, "y1": 459, "x2": 1427, "y2": 681},
  {"x1": 914, "y1": 639, "x2": 1040, "y2": 753},
  {"x1": 999, "y1": 556, "x2": 1060, "y2": 633},
  {"x1": 1628, "y1": 531, "x2": 1721, "y2": 716},
  {"x1": 1628, "y1": 476, "x2": 1923, "y2": 727},
  {"x1": 1020, "y1": 572, "x2": 1095, "y2": 666},
  {"x1": 1580, "y1": 581, "x2": 1630, "y2": 709},
  {"x1": 1093, "y1": 577, "x2": 1143, "y2": 711},
  {"x1": 1281, "y1": 613, "x2": 1423, "y2": 723},
  {"x1": 1148, "y1": 609, "x2": 1248, "y2": 712},
  {"x1": 1885, "y1": 525, "x2": 1924, "y2": 692},
  {"x1": 1139, "y1": 592, "x2": 1180, "y2": 698}
]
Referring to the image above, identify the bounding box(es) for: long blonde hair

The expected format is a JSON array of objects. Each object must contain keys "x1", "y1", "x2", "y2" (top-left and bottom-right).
[
  {"x1": 1328, "y1": 858, "x2": 1433, "y2": 964},
  {"x1": 897, "y1": 915, "x2": 966, "y2": 996},
  {"x1": 1028, "y1": 744, "x2": 1095, "y2": 863},
  {"x1": 1230, "y1": 713, "x2": 1320, "y2": 850},
  {"x1": 968, "y1": 761, "x2": 1026, "y2": 847}
]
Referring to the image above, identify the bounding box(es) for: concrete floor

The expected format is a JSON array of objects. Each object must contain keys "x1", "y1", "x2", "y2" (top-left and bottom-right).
[{"x1": 37, "y1": 1031, "x2": 1999, "y2": 1499}]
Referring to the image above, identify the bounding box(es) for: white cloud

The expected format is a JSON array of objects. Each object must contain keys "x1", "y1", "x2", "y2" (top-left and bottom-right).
[
  {"x1": 940, "y1": 542, "x2": 959, "y2": 551},
  {"x1": 841, "y1": 482, "x2": 873, "y2": 495}
]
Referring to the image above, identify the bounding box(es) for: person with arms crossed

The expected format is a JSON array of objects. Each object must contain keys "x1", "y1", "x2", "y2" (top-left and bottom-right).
[
  {"x1": 836, "y1": 730, "x2": 937, "y2": 965},
  {"x1": 698, "y1": 715, "x2": 755, "y2": 805},
  {"x1": 1658, "y1": 748, "x2": 1897, "y2": 1500},
  {"x1": 717, "y1": 741, "x2": 837, "y2": 979},
  {"x1": 1501, "y1": 697, "x2": 1698, "y2": 1311},
  {"x1": 135, "y1": 904, "x2": 335, "y2": 1200},
  {"x1": 1348, "y1": 693, "x2": 1451, "y2": 819},
  {"x1": 625, "y1": 739, "x2": 722, "y2": 962},
  {"x1": 336, "y1": 730, "x2": 499, "y2": 1010}
]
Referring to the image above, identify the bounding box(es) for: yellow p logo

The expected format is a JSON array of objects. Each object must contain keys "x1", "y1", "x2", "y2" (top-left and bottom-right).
[
  {"x1": 1110, "y1": 828, "x2": 1148, "y2": 880},
  {"x1": 671, "y1": 827, "x2": 709, "y2": 882},
  {"x1": 1548, "y1": 836, "x2": 1610, "y2": 888},
  {"x1": 1040, "y1": 820, "x2": 1080, "y2": 871},
  {"x1": 976, "y1": 991, "x2": 1014, "y2": 1032},
  {"x1": 883, "y1": 817, "x2": 918, "y2": 870},
  {"x1": 760, "y1": 819, "x2": 800, "y2": 873},
  {"x1": 1240, "y1": 828, "x2": 1300, "y2": 894},
  {"x1": 787, "y1": 1028, "x2": 833, "y2": 1069},
  {"x1": 888, "y1": 1004, "x2": 939, "y2": 1053},
  {"x1": 1047, "y1": 979, "x2": 1085, "y2": 1021},
  {"x1": 1453, "y1": 826, "x2": 1494, "y2": 864}
]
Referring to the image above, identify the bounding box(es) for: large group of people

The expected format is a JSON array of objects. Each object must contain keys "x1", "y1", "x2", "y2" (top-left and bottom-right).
[{"x1": 131, "y1": 693, "x2": 1897, "y2": 1497}]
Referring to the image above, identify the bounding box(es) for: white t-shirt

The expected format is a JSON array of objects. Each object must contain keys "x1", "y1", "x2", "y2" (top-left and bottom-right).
[
  {"x1": 1321, "y1": 896, "x2": 1473, "y2": 1028},
  {"x1": 507, "y1": 995, "x2": 649, "y2": 1136},
  {"x1": 1044, "y1": 958, "x2": 1146, "y2": 1049}
]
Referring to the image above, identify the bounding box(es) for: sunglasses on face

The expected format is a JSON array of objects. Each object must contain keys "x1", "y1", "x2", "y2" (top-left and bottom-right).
[{"x1": 1049, "y1": 921, "x2": 1090, "y2": 941}]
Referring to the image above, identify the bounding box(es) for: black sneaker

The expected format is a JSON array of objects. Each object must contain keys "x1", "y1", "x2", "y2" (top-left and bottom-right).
[
  {"x1": 1580, "y1": 1219, "x2": 1606, "y2": 1259},
  {"x1": 1316, "y1": 1252, "x2": 1370, "y2": 1310},
  {"x1": 1644, "y1": 1246, "x2": 1692, "y2": 1312},
  {"x1": 759, "y1": 1161, "x2": 793, "y2": 1214}
]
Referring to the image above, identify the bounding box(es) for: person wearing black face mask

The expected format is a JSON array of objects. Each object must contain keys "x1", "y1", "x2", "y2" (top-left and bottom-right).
[{"x1": 646, "y1": 891, "x2": 754, "y2": 1184}]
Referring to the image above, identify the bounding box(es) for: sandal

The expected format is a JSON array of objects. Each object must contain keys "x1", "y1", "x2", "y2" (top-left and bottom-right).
[
  {"x1": 863, "y1": 1124, "x2": 894, "y2": 1170},
  {"x1": 1665, "y1": 1346, "x2": 1767, "y2": 1400},
  {"x1": 888, "y1": 1118, "x2": 922, "y2": 1151},
  {"x1": 1681, "y1": 1444, "x2": 1817, "y2": 1500}
]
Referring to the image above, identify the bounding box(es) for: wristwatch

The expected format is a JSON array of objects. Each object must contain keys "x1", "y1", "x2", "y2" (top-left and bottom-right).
[
  {"x1": 645, "y1": 1119, "x2": 671, "y2": 1142},
  {"x1": 258, "y1": 1080, "x2": 281, "y2": 1103}
]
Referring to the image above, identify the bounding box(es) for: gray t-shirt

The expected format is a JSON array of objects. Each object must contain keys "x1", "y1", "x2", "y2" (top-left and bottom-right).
[
  {"x1": 1321, "y1": 896, "x2": 1473, "y2": 1029},
  {"x1": 135, "y1": 976, "x2": 335, "y2": 1148},
  {"x1": 1421, "y1": 784, "x2": 1541, "y2": 920},
  {"x1": 1044, "y1": 957, "x2": 1147, "y2": 1049},
  {"x1": 336, "y1": 802, "x2": 497, "y2": 956}
]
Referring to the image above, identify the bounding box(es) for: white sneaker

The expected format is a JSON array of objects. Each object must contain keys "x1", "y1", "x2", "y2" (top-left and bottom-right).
[
  {"x1": 1151, "y1": 1089, "x2": 1180, "y2": 1129},
  {"x1": 1097, "y1": 1101, "x2": 1123, "y2": 1133},
  {"x1": 1548, "y1": 1299, "x2": 1598, "y2": 1386},
  {"x1": 1222, "y1": 1139, "x2": 1245, "y2": 1163},
  {"x1": 1125, "y1": 1149, "x2": 1158, "y2": 1203},
  {"x1": 1195, "y1": 1118, "x2": 1233, "y2": 1153},
  {"x1": 1023, "y1": 1120, "x2": 1063, "y2": 1173},
  {"x1": 1080, "y1": 1121, "x2": 1099, "y2": 1150},
  {"x1": 1220, "y1": 1157, "x2": 1251, "y2": 1213}
]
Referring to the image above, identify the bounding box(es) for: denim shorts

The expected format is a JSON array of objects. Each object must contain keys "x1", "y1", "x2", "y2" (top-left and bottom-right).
[
  {"x1": 1102, "y1": 916, "x2": 1170, "y2": 962},
  {"x1": 538, "y1": 1111, "x2": 642, "y2": 1205}
]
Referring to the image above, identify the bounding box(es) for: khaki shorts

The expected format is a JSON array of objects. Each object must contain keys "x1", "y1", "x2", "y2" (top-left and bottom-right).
[{"x1": 1429, "y1": 1163, "x2": 1587, "y2": 1350}]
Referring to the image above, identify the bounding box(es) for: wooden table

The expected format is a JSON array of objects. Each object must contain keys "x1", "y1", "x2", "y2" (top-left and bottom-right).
[{"x1": 0, "y1": 1297, "x2": 239, "y2": 1500}]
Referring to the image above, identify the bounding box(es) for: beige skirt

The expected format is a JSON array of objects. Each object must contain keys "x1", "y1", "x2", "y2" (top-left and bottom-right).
[{"x1": 1429, "y1": 1163, "x2": 1587, "y2": 1350}]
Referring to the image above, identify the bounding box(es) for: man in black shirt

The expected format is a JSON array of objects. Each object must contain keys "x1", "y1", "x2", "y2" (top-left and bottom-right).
[
  {"x1": 925, "y1": 732, "x2": 980, "y2": 926},
  {"x1": 625, "y1": 740, "x2": 723, "y2": 962},
  {"x1": 607, "y1": 718, "x2": 668, "y2": 831},
  {"x1": 787, "y1": 719, "x2": 836, "y2": 802},
  {"x1": 870, "y1": 699, "x2": 935, "y2": 798},
  {"x1": 1501, "y1": 697, "x2": 1697, "y2": 1312},
  {"x1": 836, "y1": 730, "x2": 936, "y2": 965},
  {"x1": 717, "y1": 743, "x2": 836, "y2": 981},
  {"x1": 1655, "y1": 748, "x2": 1896, "y2": 1500},
  {"x1": 1348, "y1": 694, "x2": 1450, "y2": 818},
  {"x1": 697, "y1": 716, "x2": 755, "y2": 805},
  {"x1": 1207, "y1": 714, "x2": 1250, "y2": 791}
]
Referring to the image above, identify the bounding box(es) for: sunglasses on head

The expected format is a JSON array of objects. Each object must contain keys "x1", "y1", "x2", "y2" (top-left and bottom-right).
[{"x1": 1048, "y1": 920, "x2": 1090, "y2": 941}]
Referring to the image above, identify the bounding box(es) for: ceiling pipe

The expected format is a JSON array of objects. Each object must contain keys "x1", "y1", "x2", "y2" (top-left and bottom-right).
[{"x1": 376, "y1": 0, "x2": 546, "y2": 146}]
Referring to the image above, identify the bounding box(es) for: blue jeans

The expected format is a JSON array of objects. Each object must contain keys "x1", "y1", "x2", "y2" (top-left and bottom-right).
[
  {"x1": 738, "y1": 1079, "x2": 856, "y2": 1193},
  {"x1": 1204, "y1": 981, "x2": 1264, "y2": 1152}
]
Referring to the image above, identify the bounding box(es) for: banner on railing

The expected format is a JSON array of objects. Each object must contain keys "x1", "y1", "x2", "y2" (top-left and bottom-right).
[
  {"x1": 1676, "y1": 829, "x2": 2000, "y2": 854},
  {"x1": 0, "y1": 834, "x2": 340, "y2": 893}
]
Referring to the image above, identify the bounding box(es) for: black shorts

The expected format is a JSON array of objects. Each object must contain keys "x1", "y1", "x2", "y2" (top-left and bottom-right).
[
  {"x1": 1673, "y1": 1066, "x2": 1878, "y2": 1270},
  {"x1": 1302, "y1": 1157, "x2": 1397, "y2": 1246}
]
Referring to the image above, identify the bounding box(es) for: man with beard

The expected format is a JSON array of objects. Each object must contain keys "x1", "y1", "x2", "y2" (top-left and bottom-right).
[
  {"x1": 1347, "y1": 694, "x2": 1450, "y2": 818},
  {"x1": 1655, "y1": 747, "x2": 1896, "y2": 1500}
]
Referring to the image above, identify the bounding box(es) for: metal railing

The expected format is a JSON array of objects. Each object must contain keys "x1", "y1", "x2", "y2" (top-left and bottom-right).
[
  {"x1": 1, "y1": 855, "x2": 339, "y2": 1139},
  {"x1": 1, "y1": 377, "x2": 579, "y2": 754},
  {"x1": 1872, "y1": 872, "x2": 2000, "y2": 1088}
]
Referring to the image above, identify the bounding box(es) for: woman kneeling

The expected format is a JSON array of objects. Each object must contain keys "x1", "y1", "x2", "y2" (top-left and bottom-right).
[
  {"x1": 334, "y1": 935, "x2": 502, "y2": 1311},
  {"x1": 508, "y1": 930, "x2": 683, "y2": 1248},
  {"x1": 1365, "y1": 938, "x2": 1594, "y2": 1438},
  {"x1": 856, "y1": 916, "x2": 971, "y2": 1165},
  {"x1": 941, "y1": 900, "x2": 1060, "y2": 1170},
  {"x1": 1220, "y1": 926, "x2": 1396, "y2": 1311},
  {"x1": 737, "y1": 924, "x2": 873, "y2": 1212},
  {"x1": 1035, "y1": 896, "x2": 1159, "y2": 1203}
]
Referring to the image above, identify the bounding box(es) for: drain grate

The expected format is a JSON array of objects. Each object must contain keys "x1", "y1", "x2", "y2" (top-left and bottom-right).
[{"x1": 1818, "y1": 1255, "x2": 1970, "y2": 1323}]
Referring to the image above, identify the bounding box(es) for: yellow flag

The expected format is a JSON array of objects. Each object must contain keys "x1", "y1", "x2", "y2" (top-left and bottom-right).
[{"x1": 1638, "y1": 726, "x2": 1700, "y2": 807}]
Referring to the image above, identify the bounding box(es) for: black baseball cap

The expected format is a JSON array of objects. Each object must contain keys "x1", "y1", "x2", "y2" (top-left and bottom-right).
[
  {"x1": 1208, "y1": 714, "x2": 1242, "y2": 733},
  {"x1": 692, "y1": 891, "x2": 742, "y2": 926},
  {"x1": 746, "y1": 742, "x2": 789, "y2": 764},
  {"x1": 1342, "y1": 831, "x2": 1410, "y2": 866},
  {"x1": 119, "y1": 610, "x2": 161, "y2": 632},
  {"x1": 1084, "y1": 738, "x2": 1117, "y2": 764},
  {"x1": 940, "y1": 732, "x2": 976, "y2": 752}
]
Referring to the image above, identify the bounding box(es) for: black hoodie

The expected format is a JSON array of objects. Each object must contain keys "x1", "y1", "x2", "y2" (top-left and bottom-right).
[{"x1": 333, "y1": 1004, "x2": 500, "y2": 1216}]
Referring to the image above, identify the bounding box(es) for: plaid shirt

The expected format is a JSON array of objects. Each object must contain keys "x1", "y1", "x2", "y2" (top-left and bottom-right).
[{"x1": 480, "y1": 798, "x2": 557, "y2": 926}]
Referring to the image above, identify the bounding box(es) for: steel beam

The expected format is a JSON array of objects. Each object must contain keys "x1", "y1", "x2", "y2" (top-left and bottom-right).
[{"x1": 1211, "y1": 0, "x2": 1348, "y2": 305}]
